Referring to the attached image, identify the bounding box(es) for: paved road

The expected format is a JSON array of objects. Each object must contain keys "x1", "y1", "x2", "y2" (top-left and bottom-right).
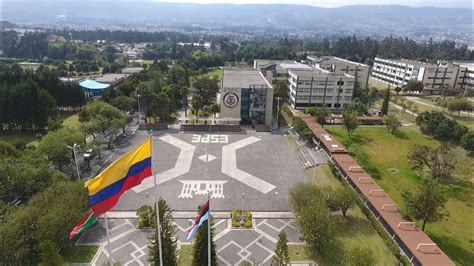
[{"x1": 78, "y1": 217, "x2": 304, "y2": 265}]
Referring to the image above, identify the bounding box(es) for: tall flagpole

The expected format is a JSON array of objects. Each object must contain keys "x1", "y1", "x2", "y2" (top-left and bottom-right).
[
  {"x1": 207, "y1": 193, "x2": 211, "y2": 266},
  {"x1": 104, "y1": 213, "x2": 114, "y2": 262},
  {"x1": 150, "y1": 131, "x2": 164, "y2": 266}
]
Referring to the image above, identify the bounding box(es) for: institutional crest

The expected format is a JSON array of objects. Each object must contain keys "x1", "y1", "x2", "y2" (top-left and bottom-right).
[{"x1": 223, "y1": 92, "x2": 239, "y2": 108}]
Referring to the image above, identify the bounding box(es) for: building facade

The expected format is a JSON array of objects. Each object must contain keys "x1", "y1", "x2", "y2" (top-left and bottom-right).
[
  {"x1": 372, "y1": 57, "x2": 468, "y2": 94},
  {"x1": 220, "y1": 69, "x2": 274, "y2": 126},
  {"x1": 288, "y1": 70, "x2": 355, "y2": 110}
]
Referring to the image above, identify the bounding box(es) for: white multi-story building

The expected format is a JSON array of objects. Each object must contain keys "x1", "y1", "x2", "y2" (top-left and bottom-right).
[
  {"x1": 372, "y1": 57, "x2": 467, "y2": 94},
  {"x1": 288, "y1": 70, "x2": 355, "y2": 110},
  {"x1": 307, "y1": 56, "x2": 370, "y2": 89},
  {"x1": 453, "y1": 62, "x2": 474, "y2": 95}
]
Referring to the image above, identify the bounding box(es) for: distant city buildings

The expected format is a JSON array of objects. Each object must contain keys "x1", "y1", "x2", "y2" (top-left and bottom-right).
[{"x1": 372, "y1": 57, "x2": 472, "y2": 94}]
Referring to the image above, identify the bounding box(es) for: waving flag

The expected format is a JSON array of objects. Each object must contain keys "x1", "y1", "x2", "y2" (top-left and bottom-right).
[
  {"x1": 69, "y1": 210, "x2": 97, "y2": 239},
  {"x1": 186, "y1": 200, "x2": 210, "y2": 241},
  {"x1": 85, "y1": 138, "x2": 152, "y2": 216}
]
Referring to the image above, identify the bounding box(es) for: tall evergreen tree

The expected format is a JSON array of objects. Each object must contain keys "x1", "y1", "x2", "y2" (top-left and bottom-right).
[
  {"x1": 148, "y1": 198, "x2": 178, "y2": 266},
  {"x1": 192, "y1": 204, "x2": 217, "y2": 266},
  {"x1": 381, "y1": 86, "x2": 391, "y2": 115},
  {"x1": 272, "y1": 230, "x2": 290, "y2": 265},
  {"x1": 39, "y1": 240, "x2": 65, "y2": 266}
]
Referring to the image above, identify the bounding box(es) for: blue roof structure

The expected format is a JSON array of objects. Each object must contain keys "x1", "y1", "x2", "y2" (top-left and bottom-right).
[{"x1": 79, "y1": 79, "x2": 110, "y2": 90}]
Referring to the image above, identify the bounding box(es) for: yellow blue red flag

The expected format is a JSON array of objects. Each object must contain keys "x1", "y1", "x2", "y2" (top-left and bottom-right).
[{"x1": 85, "y1": 138, "x2": 152, "y2": 215}]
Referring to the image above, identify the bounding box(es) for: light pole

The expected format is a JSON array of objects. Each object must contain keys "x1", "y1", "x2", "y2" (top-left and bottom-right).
[
  {"x1": 137, "y1": 94, "x2": 141, "y2": 125},
  {"x1": 275, "y1": 97, "x2": 282, "y2": 129},
  {"x1": 68, "y1": 143, "x2": 81, "y2": 180}
]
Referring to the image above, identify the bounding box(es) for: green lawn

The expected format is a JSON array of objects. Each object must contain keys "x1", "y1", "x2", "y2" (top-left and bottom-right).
[
  {"x1": 288, "y1": 244, "x2": 311, "y2": 262},
  {"x1": 204, "y1": 68, "x2": 222, "y2": 80},
  {"x1": 61, "y1": 113, "x2": 81, "y2": 130},
  {"x1": 325, "y1": 125, "x2": 474, "y2": 265},
  {"x1": 64, "y1": 245, "x2": 99, "y2": 263},
  {"x1": 283, "y1": 130, "x2": 396, "y2": 265},
  {"x1": 178, "y1": 244, "x2": 193, "y2": 266}
]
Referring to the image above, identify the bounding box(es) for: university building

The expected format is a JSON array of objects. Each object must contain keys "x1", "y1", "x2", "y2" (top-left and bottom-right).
[
  {"x1": 288, "y1": 70, "x2": 355, "y2": 110},
  {"x1": 220, "y1": 68, "x2": 274, "y2": 126},
  {"x1": 372, "y1": 57, "x2": 470, "y2": 94},
  {"x1": 254, "y1": 59, "x2": 313, "y2": 85},
  {"x1": 306, "y1": 56, "x2": 370, "y2": 89}
]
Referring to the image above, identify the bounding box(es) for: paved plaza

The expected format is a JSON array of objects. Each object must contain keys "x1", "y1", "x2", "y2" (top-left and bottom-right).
[
  {"x1": 114, "y1": 131, "x2": 308, "y2": 212},
  {"x1": 78, "y1": 217, "x2": 304, "y2": 265},
  {"x1": 77, "y1": 130, "x2": 313, "y2": 265}
]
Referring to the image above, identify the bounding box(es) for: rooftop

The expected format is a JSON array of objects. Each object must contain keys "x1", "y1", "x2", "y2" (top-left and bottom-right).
[
  {"x1": 121, "y1": 67, "x2": 144, "y2": 74},
  {"x1": 222, "y1": 68, "x2": 270, "y2": 88},
  {"x1": 95, "y1": 73, "x2": 129, "y2": 84},
  {"x1": 374, "y1": 57, "x2": 437, "y2": 67},
  {"x1": 79, "y1": 79, "x2": 110, "y2": 90},
  {"x1": 307, "y1": 56, "x2": 368, "y2": 67},
  {"x1": 289, "y1": 69, "x2": 355, "y2": 79}
]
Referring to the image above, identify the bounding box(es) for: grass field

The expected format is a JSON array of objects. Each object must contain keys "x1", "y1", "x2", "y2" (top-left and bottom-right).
[
  {"x1": 0, "y1": 130, "x2": 39, "y2": 145},
  {"x1": 64, "y1": 245, "x2": 99, "y2": 263},
  {"x1": 204, "y1": 68, "x2": 222, "y2": 81},
  {"x1": 61, "y1": 113, "x2": 81, "y2": 130},
  {"x1": 325, "y1": 125, "x2": 474, "y2": 265},
  {"x1": 285, "y1": 133, "x2": 395, "y2": 265}
]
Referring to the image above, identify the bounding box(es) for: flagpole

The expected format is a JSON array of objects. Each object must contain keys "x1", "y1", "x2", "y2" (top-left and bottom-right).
[
  {"x1": 151, "y1": 131, "x2": 164, "y2": 266},
  {"x1": 104, "y1": 213, "x2": 114, "y2": 262},
  {"x1": 207, "y1": 193, "x2": 211, "y2": 266}
]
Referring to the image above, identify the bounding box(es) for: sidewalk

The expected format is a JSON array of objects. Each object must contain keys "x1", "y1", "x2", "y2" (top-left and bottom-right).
[{"x1": 105, "y1": 211, "x2": 294, "y2": 219}]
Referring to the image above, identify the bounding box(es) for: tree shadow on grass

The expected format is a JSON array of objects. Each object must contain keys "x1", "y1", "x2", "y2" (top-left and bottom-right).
[{"x1": 332, "y1": 214, "x2": 376, "y2": 238}]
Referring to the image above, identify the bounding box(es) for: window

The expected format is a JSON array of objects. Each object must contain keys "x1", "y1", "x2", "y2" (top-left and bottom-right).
[{"x1": 337, "y1": 81, "x2": 344, "y2": 86}]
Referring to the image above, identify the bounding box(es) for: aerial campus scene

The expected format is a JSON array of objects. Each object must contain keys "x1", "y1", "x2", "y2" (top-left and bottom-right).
[{"x1": 0, "y1": 0, "x2": 473, "y2": 265}]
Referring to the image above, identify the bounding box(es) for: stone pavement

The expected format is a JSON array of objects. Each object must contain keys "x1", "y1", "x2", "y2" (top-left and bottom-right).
[{"x1": 78, "y1": 217, "x2": 304, "y2": 265}]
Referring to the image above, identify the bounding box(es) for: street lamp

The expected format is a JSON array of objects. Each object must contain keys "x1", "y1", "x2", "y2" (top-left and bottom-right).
[
  {"x1": 68, "y1": 143, "x2": 81, "y2": 180},
  {"x1": 275, "y1": 97, "x2": 282, "y2": 129},
  {"x1": 137, "y1": 94, "x2": 141, "y2": 125}
]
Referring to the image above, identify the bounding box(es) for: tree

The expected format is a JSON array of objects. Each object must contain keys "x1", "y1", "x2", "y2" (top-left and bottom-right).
[
  {"x1": 191, "y1": 95, "x2": 204, "y2": 116},
  {"x1": 381, "y1": 87, "x2": 390, "y2": 115},
  {"x1": 37, "y1": 128, "x2": 83, "y2": 169},
  {"x1": 192, "y1": 204, "x2": 217, "y2": 266},
  {"x1": 347, "y1": 99, "x2": 367, "y2": 116},
  {"x1": 148, "y1": 198, "x2": 178, "y2": 266},
  {"x1": 402, "y1": 178, "x2": 448, "y2": 231},
  {"x1": 394, "y1": 86, "x2": 402, "y2": 95},
  {"x1": 193, "y1": 77, "x2": 219, "y2": 106},
  {"x1": 384, "y1": 114, "x2": 401, "y2": 134},
  {"x1": 342, "y1": 111, "x2": 358, "y2": 137},
  {"x1": 210, "y1": 103, "x2": 220, "y2": 118},
  {"x1": 289, "y1": 183, "x2": 334, "y2": 255},
  {"x1": 274, "y1": 80, "x2": 289, "y2": 101},
  {"x1": 335, "y1": 186, "x2": 356, "y2": 218},
  {"x1": 272, "y1": 230, "x2": 290, "y2": 266},
  {"x1": 447, "y1": 98, "x2": 473, "y2": 117},
  {"x1": 416, "y1": 111, "x2": 468, "y2": 142},
  {"x1": 460, "y1": 131, "x2": 474, "y2": 154},
  {"x1": 408, "y1": 144, "x2": 456, "y2": 179},
  {"x1": 305, "y1": 107, "x2": 317, "y2": 116},
  {"x1": 0, "y1": 141, "x2": 20, "y2": 157},
  {"x1": 0, "y1": 181, "x2": 89, "y2": 263},
  {"x1": 405, "y1": 80, "x2": 424, "y2": 94},
  {"x1": 180, "y1": 86, "x2": 189, "y2": 117},
  {"x1": 39, "y1": 240, "x2": 65, "y2": 266},
  {"x1": 79, "y1": 101, "x2": 125, "y2": 135},
  {"x1": 313, "y1": 107, "x2": 329, "y2": 127},
  {"x1": 110, "y1": 96, "x2": 136, "y2": 113}
]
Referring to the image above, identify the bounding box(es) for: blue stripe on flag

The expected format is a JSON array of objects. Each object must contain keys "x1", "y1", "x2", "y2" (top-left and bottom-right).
[{"x1": 187, "y1": 210, "x2": 209, "y2": 241}]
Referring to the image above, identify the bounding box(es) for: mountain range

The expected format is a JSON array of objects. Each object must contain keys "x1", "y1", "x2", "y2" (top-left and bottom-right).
[{"x1": 2, "y1": 2, "x2": 473, "y2": 42}]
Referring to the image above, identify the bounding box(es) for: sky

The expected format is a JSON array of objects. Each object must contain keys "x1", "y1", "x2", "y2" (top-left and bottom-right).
[
  {"x1": 152, "y1": 0, "x2": 472, "y2": 8},
  {"x1": 1, "y1": 0, "x2": 472, "y2": 9}
]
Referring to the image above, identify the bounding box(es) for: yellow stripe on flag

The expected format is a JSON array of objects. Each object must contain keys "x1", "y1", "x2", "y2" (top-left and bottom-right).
[{"x1": 85, "y1": 137, "x2": 151, "y2": 196}]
